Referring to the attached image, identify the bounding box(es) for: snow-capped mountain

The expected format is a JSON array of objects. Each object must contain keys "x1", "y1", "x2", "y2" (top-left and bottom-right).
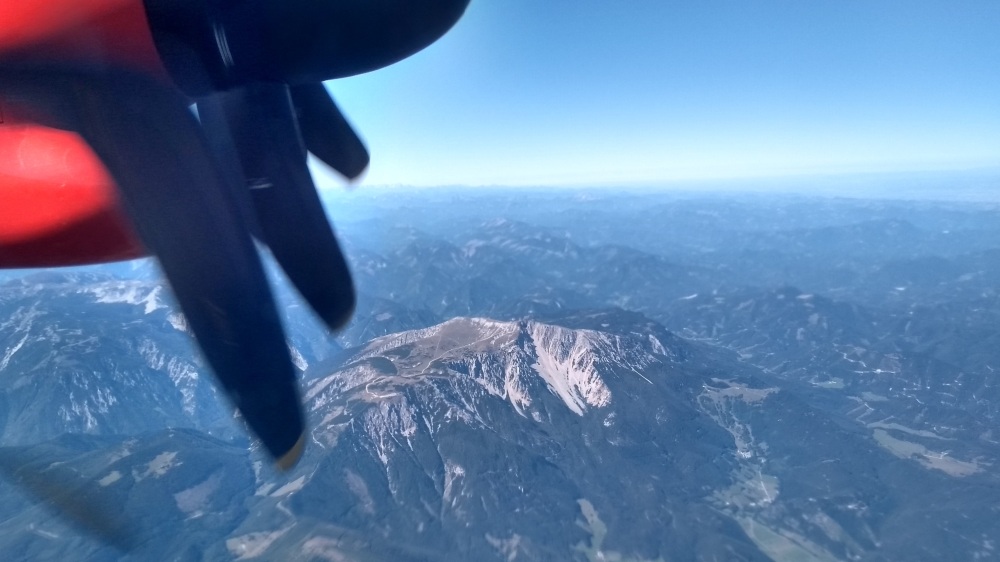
[
  {"x1": 0, "y1": 274, "x2": 230, "y2": 444},
  {"x1": 0, "y1": 267, "x2": 353, "y2": 446},
  {"x1": 289, "y1": 313, "x2": 760, "y2": 561}
]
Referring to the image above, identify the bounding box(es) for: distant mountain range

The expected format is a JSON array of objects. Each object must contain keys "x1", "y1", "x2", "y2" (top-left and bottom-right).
[{"x1": 1, "y1": 190, "x2": 999, "y2": 561}]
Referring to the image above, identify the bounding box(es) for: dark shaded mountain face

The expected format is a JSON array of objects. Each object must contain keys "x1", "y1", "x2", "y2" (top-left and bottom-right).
[
  {"x1": 2, "y1": 188, "x2": 1000, "y2": 561},
  {"x1": 0, "y1": 430, "x2": 254, "y2": 562},
  {"x1": 661, "y1": 285, "x2": 1000, "y2": 467}
]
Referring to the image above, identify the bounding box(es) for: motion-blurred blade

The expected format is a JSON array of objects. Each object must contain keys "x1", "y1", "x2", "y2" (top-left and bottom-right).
[
  {"x1": 0, "y1": 65, "x2": 306, "y2": 465},
  {"x1": 290, "y1": 83, "x2": 370, "y2": 180},
  {"x1": 0, "y1": 449, "x2": 135, "y2": 552},
  {"x1": 208, "y1": 82, "x2": 357, "y2": 330}
]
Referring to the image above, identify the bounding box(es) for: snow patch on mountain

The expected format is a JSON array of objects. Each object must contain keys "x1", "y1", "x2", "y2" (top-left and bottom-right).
[
  {"x1": 98, "y1": 470, "x2": 122, "y2": 487},
  {"x1": 0, "y1": 304, "x2": 42, "y2": 334},
  {"x1": 57, "y1": 386, "x2": 120, "y2": 431},
  {"x1": 227, "y1": 527, "x2": 292, "y2": 560},
  {"x1": 84, "y1": 282, "x2": 166, "y2": 314},
  {"x1": 288, "y1": 345, "x2": 308, "y2": 371},
  {"x1": 444, "y1": 461, "x2": 466, "y2": 506},
  {"x1": 133, "y1": 451, "x2": 181, "y2": 482},
  {"x1": 138, "y1": 338, "x2": 201, "y2": 414},
  {"x1": 270, "y1": 475, "x2": 307, "y2": 497},
  {"x1": 168, "y1": 313, "x2": 188, "y2": 332},
  {"x1": 174, "y1": 469, "x2": 224, "y2": 517},
  {"x1": 59, "y1": 391, "x2": 100, "y2": 430},
  {"x1": 647, "y1": 334, "x2": 669, "y2": 357},
  {"x1": 0, "y1": 306, "x2": 41, "y2": 371},
  {"x1": 0, "y1": 332, "x2": 28, "y2": 371},
  {"x1": 108, "y1": 439, "x2": 137, "y2": 463}
]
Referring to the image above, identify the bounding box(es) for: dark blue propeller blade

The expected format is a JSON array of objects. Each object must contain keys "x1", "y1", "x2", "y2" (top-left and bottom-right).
[
  {"x1": 198, "y1": 82, "x2": 357, "y2": 331},
  {"x1": 0, "y1": 64, "x2": 306, "y2": 466},
  {"x1": 290, "y1": 83, "x2": 370, "y2": 180}
]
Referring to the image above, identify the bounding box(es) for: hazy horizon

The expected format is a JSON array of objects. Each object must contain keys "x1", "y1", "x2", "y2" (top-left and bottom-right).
[{"x1": 315, "y1": 165, "x2": 1000, "y2": 203}]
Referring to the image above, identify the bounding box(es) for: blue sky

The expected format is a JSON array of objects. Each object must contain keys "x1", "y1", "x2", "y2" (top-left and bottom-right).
[{"x1": 316, "y1": 1, "x2": 1000, "y2": 188}]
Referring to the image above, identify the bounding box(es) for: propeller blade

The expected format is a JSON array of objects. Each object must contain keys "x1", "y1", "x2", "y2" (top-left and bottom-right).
[
  {"x1": 0, "y1": 64, "x2": 306, "y2": 467},
  {"x1": 0, "y1": 449, "x2": 136, "y2": 552},
  {"x1": 290, "y1": 83, "x2": 369, "y2": 180},
  {"x1": 202, "y1": 82, "x2": 357, "y2": 331}
]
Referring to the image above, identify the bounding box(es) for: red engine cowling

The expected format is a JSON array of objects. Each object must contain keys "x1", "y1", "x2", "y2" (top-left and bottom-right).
[{"x1": 0, "y1": 0, "x2": 169, "y2": 266}]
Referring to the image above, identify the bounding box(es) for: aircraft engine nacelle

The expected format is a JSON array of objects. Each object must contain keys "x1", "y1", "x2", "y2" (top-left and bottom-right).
[
  {"x1": 0, "y1": 0, "x2": 470, "y2": 267},
  {"x1": 0, "y1": 0, "x2": 471, "y2": 467}
]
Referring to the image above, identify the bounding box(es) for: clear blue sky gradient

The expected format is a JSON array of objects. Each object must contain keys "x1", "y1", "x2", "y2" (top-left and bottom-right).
[{"x1": 315, "y1": 1, "x2": 1000, "y2": 187}]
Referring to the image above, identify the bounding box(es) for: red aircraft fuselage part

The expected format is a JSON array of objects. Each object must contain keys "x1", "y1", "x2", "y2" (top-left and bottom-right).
[
  {"x1": 0, "y1": 0, "x2": 169, "y2": 267},
  {"x1": 0, "y1": 125, "x2": 145, "y2": 266}
]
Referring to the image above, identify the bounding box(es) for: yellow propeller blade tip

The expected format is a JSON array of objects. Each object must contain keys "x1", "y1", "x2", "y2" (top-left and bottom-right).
[{"x1": 275, "y1": 432, "x2": 306, "y2": 471}]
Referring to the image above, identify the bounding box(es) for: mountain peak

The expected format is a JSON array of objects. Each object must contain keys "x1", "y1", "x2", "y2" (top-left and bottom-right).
[{"x1": 308, "y1": 316, "x2": 679, "y2": 427}]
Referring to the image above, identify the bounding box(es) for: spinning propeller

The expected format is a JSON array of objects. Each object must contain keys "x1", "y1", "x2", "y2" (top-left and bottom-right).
[{"x1": 0, "y1": 0, "x2": 470, "y2": 469}]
